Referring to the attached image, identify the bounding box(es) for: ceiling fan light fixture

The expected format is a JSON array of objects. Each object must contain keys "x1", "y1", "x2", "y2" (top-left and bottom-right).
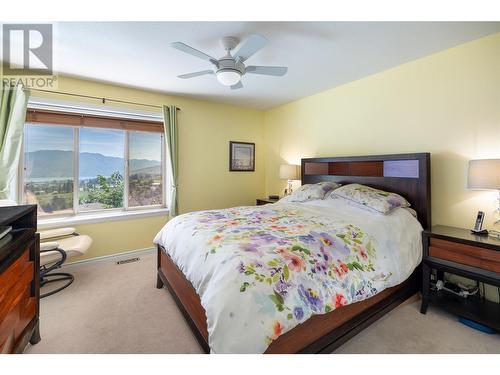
[
  {"x1": 171, "y1": 35, "x2": 287, "y2": 90},
  {"x1": 216, "y1": 70, "x2": 241, "y2": 86}
]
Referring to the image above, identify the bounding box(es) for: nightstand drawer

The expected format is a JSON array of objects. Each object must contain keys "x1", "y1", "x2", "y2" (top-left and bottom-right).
[{"x1": 429, "y1": 238, "x2": 500, "y2": 272}]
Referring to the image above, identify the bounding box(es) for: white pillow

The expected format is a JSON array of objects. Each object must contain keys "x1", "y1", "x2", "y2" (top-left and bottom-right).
[
  {"x1": 331, "y1": 183, "x2": 410, "y2": 214},
  {"x1": 280, "y1": 181, "x2": 341, "y2": 203}
]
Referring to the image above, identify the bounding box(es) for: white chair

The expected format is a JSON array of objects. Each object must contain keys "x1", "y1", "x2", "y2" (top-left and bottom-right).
[{"x1": 39, "y1": 227, "x2": 92, "y2": 298}]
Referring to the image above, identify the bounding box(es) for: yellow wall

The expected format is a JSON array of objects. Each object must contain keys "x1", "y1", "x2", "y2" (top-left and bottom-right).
[
  {"x1": 264, "y1": 32, "x2": 500, "y2": 230},
  {"x1": 71, "y1": 216, "x2": 167, "y2": 261},
  {"x1": 264, "y1": 32, "x2": 500, "y2": 301},
  {"x1": 36, "y1": 76, "x2": 265, "y2": 261}
]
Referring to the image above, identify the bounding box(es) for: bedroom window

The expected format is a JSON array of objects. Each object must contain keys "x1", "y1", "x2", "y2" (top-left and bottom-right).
[
  {"x1": 24, "y1": 124, "x2": 75, "y2": 216},
  {"x1": 21, "y1": 108, "x2": 166, "y2": 218},
  {"x1": 78, "y1": 127, "x2": 125, "y2": 212},
  {"x1": 128, "y1": 131, "x2": 163, "y2": 208}
]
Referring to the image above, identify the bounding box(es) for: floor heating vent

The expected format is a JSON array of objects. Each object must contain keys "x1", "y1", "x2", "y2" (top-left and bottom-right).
[{"x1": 116, "y1": 257, "x2": 140, "y2": 265}]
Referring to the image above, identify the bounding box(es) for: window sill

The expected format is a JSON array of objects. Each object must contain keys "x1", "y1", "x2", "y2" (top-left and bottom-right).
[{"x1": 37, "y1": 207, "x2": 169, "y2": 229}]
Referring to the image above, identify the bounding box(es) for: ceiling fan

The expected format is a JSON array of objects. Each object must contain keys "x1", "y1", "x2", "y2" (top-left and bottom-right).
[{"x1": 171, "y1": 34, "x2": 288, "y2": 90}]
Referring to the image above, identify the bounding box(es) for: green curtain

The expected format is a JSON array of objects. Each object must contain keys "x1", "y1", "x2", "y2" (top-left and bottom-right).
[
  {"x1": 0, "y1": 83, "x2": 29, "y2": 200},
  {"x1": 162, "y1": 105, "x2": 179, "y2": 217}
]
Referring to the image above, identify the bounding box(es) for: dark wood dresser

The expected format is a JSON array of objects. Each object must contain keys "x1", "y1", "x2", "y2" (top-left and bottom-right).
[{"x1": 0, "y1": 205, "x2": 40, "y2": 353}]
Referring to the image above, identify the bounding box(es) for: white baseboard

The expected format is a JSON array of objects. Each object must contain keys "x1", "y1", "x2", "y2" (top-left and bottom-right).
[{"x1": 65, "y1": 247, "x2": 156, "y2": 267}]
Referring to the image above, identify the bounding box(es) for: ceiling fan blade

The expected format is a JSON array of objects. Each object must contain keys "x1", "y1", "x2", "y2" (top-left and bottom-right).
[
  {"x1": 245, "y1": 66, "x2": 288, "y2": 76},
  {"x1": 171, "y1": 42, "x2": 217, "y2": 64},
  {"x1": 230, "y1": 81, "x2": 243, "y2": 90},
  {"x1": 178, "y1": 70, "x2": 214, "y2": 79},
  {"x1": 233, "y1": 34, "x2": 268, "y2": 62}
]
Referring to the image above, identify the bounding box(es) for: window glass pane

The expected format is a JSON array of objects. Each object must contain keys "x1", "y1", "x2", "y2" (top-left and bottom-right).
[
  {"x1": 128, "y1": 131, "x2": 163, "y2": 207},
  {"x1": 79, "y1": 128, "x2": 125, "y2": 211},
  {"x1": 24, "y1": 124, "x2": 74, "y2": 216}
]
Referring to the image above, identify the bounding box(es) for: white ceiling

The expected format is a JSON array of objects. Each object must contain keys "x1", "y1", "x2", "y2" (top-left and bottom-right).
[{"x1": 51, "y1": 22, "x2": 500, "y2": 110}]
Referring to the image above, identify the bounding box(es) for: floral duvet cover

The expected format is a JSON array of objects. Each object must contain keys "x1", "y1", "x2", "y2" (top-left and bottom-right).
[{"x1": 153, "y1": 198, "x2": 422, "y2": 353}]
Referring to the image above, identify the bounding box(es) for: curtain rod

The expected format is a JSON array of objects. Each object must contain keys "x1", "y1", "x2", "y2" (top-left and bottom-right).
[{"x1": 25, "y1": 88, "x2": 181, "y2": 111}]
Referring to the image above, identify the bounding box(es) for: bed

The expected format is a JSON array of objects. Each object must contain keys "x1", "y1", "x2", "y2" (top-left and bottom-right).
[{"x1": 154, "y1": 153, "x2": 431, "y2": 353}]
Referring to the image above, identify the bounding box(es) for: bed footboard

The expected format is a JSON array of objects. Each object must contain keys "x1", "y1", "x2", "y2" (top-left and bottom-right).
[
  {"x1": 156, "y1": 244, "x2": 420, "y2": 354},
  {"x1": 157, "y1": 245, "x2": 210, "y2": 353}
]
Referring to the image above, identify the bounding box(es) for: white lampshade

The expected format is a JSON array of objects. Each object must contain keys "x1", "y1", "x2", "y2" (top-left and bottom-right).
[
  {"x1": 279, "y1": 164, "x2": 300, "y2": 180},
  {"x1": 467, "y1": 159, "x2": 500, "y2": 190},
  {"x1": 216, "y1": 70, "x2": 241, "y2": 86}
]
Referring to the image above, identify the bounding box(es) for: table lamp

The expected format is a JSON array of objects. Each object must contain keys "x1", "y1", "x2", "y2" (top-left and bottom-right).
[
  {"x1": 279, "y1": 164, "x2": 300, "y2": 196},
  {"x1": 467, "y1": 159, "x2": 500, "y2": 226}
]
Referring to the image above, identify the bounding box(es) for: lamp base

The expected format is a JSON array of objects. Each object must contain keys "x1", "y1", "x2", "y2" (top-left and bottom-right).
[
  {"x1": 283, "y1": 180, "x2": 296, "y2": 196},
  {"x1": 496, "y1": 190, "x2": 500, "y2": 224},
  {"x1": 471, "y1": 229, "x2": 489, "y2": 236}
]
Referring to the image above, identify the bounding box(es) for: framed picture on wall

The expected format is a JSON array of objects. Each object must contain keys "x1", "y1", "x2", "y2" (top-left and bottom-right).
[{"x1": 229, "y1": 141, "x2": 255, "y2": 171}]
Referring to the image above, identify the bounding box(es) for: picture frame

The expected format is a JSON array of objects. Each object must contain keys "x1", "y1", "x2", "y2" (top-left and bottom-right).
[{"x1": 229, "y1": 141, "x2": 255, "y2": 172}]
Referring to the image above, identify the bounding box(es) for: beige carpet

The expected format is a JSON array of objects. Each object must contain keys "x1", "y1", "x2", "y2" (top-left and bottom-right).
[{"x1": 26, "y1": 252, "x2": 500, "y2": 354}]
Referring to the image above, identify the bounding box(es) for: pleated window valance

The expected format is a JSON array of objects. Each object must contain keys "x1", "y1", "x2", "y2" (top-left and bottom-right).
[{"x1": 26, "y1": 108, "x2": 164, "y2": 133}]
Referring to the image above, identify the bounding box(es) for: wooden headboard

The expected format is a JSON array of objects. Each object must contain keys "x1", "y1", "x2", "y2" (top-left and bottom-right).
[{"x1": 301, "y1": 153, "x2": 431, "y2": 229}]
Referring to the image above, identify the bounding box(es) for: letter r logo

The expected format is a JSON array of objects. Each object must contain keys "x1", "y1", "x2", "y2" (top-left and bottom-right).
[{"x1": 2, "y1": 24, "x2": 53, "y2": 76}]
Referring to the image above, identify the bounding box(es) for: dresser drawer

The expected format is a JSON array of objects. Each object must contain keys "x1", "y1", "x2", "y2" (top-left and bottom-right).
[
  {"x1": 0, "y1": 332, "x2": 15, "y2": 354},
  {"x1": 15, "y1": 286, "x2": 36, "y2": 342},
  {"x1": 429, "y1": 238, "x2": 500, "y2": 272},
  {"x1": 0, "y1": 247, "x2": 36, "y2": 352},
  {"x1": 0, "y1": 249, "x2": 30, "y2": 298},
  {"x1": 0, "y1": 205, "x2": 39, "y2": 353}
]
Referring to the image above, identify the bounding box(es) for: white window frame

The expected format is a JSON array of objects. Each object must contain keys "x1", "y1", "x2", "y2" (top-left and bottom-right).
[{"x1": 19, "y1": 98, "x2": 169, "y2": 227}]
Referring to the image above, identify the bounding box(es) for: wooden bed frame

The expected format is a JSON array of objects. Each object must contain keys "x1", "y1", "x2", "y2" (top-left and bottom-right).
[{"x1": 156, "y1": 153, "x2": 431, "y2": 353}]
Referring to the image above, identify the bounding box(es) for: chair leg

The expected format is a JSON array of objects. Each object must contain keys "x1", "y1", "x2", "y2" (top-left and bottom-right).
[
  {"x1": 40, "y1": 272, "x2": 74, "y2": 298},
  {"x1": 40, "y1": 248, "x2": 67, "y2": 278},
  {"x1": 40, "y1": 247, "x2": 73, "y2": 298}
]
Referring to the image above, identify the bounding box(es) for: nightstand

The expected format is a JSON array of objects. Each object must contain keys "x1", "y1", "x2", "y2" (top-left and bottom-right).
[
  {"x1": 420, "y1": 225, "x2": 500, "y2": 331},
  {"x1": 256, "y1": 197, "x2": 279, "y2": 206}
]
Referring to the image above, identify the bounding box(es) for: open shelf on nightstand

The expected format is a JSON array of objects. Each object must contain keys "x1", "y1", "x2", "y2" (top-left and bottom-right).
[
  {"x1": 428, "y1": 290, "x2": 500, "y2": 331},
  {"x1": 420, "y1": 226, "x2": 500, "y2": 331}
]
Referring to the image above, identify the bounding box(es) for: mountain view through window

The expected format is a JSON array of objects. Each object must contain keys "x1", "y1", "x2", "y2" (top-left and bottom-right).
[
  {"x1": 23, "y1": 122, "x2": 164, "y2": 216},
  {"x1": 128, "y1": 131, "x2": 163, "y2": 207},
  {"x1": 79, "y1": 128, "x2": 125, "y2": 211},
  {"x1": 24, "y1": 124, "x2": 74, "y2": 215}
]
